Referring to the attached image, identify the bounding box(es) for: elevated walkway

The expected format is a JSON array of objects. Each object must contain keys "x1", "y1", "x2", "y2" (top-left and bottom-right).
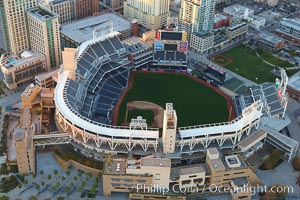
[
  {"x1": 33, "y1": 132, "x2": 71, "y2": 146},
  {"x1": 262, "y1": 126, "x2": 298, "y2": 162},
  {"x1": 238, "y1": 129, "x2": 267, "y2": 152}
]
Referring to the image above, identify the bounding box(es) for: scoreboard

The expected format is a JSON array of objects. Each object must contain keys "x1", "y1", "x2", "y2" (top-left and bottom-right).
[
  {"x1": 156, "y1": 30, "x2": 187, "y2": 41},
  {"x1": 154, "y1": 30, "x2": 188, "y2": 52}
]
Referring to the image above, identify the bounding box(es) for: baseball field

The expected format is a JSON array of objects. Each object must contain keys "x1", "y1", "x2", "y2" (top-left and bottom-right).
[
  {"x1": 212, "y1": 45, "x2": 295, "y2": 83},
  {"x1": 116, "y1": 72, "x2": 231, "y2": 127}
]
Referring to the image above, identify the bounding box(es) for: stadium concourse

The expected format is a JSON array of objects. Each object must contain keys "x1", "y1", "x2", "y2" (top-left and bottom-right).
[{"x1": 53, "y1": 31, "x2": 298, "y2": 162}]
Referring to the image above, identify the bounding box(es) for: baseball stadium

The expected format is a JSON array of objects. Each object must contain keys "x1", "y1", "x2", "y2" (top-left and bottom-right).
[{"x1": 54, "y1": 31, "x2": 297, "y2": 161}]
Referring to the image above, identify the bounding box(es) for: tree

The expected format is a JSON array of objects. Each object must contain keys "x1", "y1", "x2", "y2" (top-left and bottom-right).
[
  {"x1": 28, "y1": 196, "x2": 38, "y2": 200},
  {"x1": 54, "y1": 169, "x2": 58, "y2": 175},
  {"x1": 77, "y1": 170, "x2": 82, "y2": 177},
  {"x1": 57, "y1": 197, "x2": 64, "y2": 200},
  {"x1": 77, "y1": 186, "x2": 83, "y2": 192},
  {"x1": 48, "y1": 175, "x2": 52, "y2": 180},
  {"x1": 66, "y1": 170, "x2": 70, "y2": 176},
  {"x1": 64, "y1": 186, "x2": 70, "y2": 193},
  {"x1": 0, "y1": 196, "x2": 9, "y2": 200},
  {"x1": 32, "y1": 174, "x2": 36, "y2": 179},
  {"x1": 35, "y1": 108, "x2": 42, "y2": 115},
  {"x1": 41, "y1": 181, "x2": 45, "y2": 186},
  {"x1": 81, "y1": 181, "x2": 86, "y2": 187},
  {"x1": 55, "y1": 182, "x2": 61, "y2": 188},
  {"x1": 50, "y1": 185, "x2": 56, "y2": 192},
  {"x1": 292, "y1": 157, "x2": 300, "y2": 171},
  {"x1": 40, "y1": 170, "x2": 44, "y2": 175},
  {"x1": 61, "y1": 176, "x2": 65, "y2": 181},
  {"x1": 73, "y1": 176, "x2": 78, "y2": 181}
]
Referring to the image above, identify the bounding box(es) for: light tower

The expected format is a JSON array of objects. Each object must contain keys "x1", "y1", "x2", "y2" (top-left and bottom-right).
[{"x1": 162, "y1": 103, "x2": 177, "y2": 154}]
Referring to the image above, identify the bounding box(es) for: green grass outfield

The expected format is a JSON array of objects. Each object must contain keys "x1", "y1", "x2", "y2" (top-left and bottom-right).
[
  {"x1": 117, "y1": 73, "x2": 229, "y2": 127},
  {"x1": 214, "y1": 45, "x2": 295, "y2": 84}
]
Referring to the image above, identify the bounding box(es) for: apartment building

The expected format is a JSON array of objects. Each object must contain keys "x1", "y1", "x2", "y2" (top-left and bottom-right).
[
  {"x1": 123, "y1": 0, "x2": 169, "y2": 30},
  {"x1": 39, "y1": 0, "x2": 74, "y2": 24},
  {"x1": 225, "y1": 22, "x2": 248, "y2": 40},
  {"x1": 223, "y1": 4, "x2": 254, "y2": 20},
  {"x1": 27, "y1": 7, "x2": 61, "y2": 70},
  {"x1": 103, "y1": 157, "x2": 171, "y2": 196},
  {"x1": 35, "y1": 69, "x2": 59, "y2": 88},
  {"x1": 277, "y1": 18, "x2": 300, "y2": 44},
  {"x1": 257, "y1": 32, "x2": 284, "y2": 53},
  {"x1": 102, "y1": 0, "x2": 123, "y2": 12},
  {"x1": 103, "y1": 148, "x2": 261, "y2": 199},
  {"x1": 190, "y1": 32, "x2": 214, "y2": 54},
  {"x1": 3, "y1": 0, "x2": 37, "y2": 53},
  {"x1": 0, "y1": 51, "x2": 46, "y2": 90},
  {"x1": 0, "y1": 0, "x2": 11, "y2": 53},
  {"x1": 179, "y1": 0, "x2": 216, "y2": 40},
  {"x1": 254, "y1": 0, "x2": 278, "y2": 7},
  {"x1": 14, "y1": 127, "x2": 35, "y2": 175},
  {"x1": 288, "y1": 71, "x2": 300, "y2": 103}
]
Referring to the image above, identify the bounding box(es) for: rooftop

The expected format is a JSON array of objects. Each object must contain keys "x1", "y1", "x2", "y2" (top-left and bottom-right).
[
  {"x1": 280, "y1": 18, "x2": 300, "y2": 30},
  {"x1": 27, "y1": 6, "x2": 58, "y2": 21},
  {"x1": 248, "y1": 14, "x2": 266, "y2": 22},
  {"x1": 122, "y1": 36, "x2": 152, "y2": 52},
  {"x1": 224, "y1": 155, "x2": 241, "y2": 168},
  {"x1": 224, "y1": 4, "x2": 254, "y2": 16},
  {"x1": 210, "y1": 157, "x2": 225, "y2": 171},
  {"x1": 22, "y1": 84, "x2": 39, "y2": 97},
  {"x1": 192, "y1": 31, "x2": 212, "y2": 38},
  {"x1": 214, "y1": 13, "x2": 229, "y2": 23},
  {"x1": 232, "y1": 177, "x2": 248, "y2": 186},
  {"x1": 61, "y1": 13, "x2": 131, "y2": 44},
  {"x1": 14, "y1": 128, "x2": 26, "y2": 141},
  {"x1": 227, "y1": 22, "x2": 248, "y2": 31},
  {"x1": 141, "y1": 157, "x2": 171, "y2": 167},
  {"x1": 288, "y1": 70, "x2": 300, "y2": 91},
  {"x1": 258, "y1": 32, "x2": 283, "y2": 43},
  {"x1": 41, "y1": 88, "x2": 55, "y2": 97},
  {"x1": 104, "y1": 158, "x2": 127, "y2": 174},
  {"x1": 2, "y1": 52, "x2": 45, "y2": 69},
  {"x1": 179, "y1": 165, "x2": 205, "y2": 175},
  {"x1": 170, "y1": 164, "x2": 207, "y2": 179},
  {"x1": 207, "y1": 148, "x2": 219, "y2": 155},
  {"x1": 20, "y1": 108, "x2": 31, "y2": 128},
  {"x1": 238, "y1": 129, "x2": 267, "y2": 149},
  {"x1": 35, "y1": 69, "x2": 59, "y2": 81}
]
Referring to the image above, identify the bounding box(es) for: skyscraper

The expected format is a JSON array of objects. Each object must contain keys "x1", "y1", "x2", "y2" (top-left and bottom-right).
[
  {"x1": 3, "y1": 0, "x2": 37, "y2": 54},
  {"x1": 27, "y1": 7, "x2": 61, "y2": 70},
  {"x1": 124, "y1": 0, "x2": 170, "y2": 30},
  {"x1": 179, "y1": 0, "x2": 216, "y2": 38},
  {"x1": 0, "y1": 0, "x2": 10, "y2": 53}
]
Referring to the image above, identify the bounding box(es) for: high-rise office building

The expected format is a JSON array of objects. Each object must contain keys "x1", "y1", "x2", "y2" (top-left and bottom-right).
[
  {"x1": 179, "y1": 0, "x2": 216, "y2": 38},
  {"x1": 75, "y1": 0, "x2": 99, "y2": 20},
  {"x1": 39, "y1": 0, "x2": 74, "y2": 25},
  {"x1": 124, "y1": 0, "x2": 170, "y2": 30},
  {"x1": 3, "y1": 0, "x2": 37, "y2": 54},
  {"x1": 39, "y1": 0, "x2": 99, "y2": 25},
  {"x1": 27, "y1": 7, "x2": 61, "y2": 70},
  {"x1": 0, "y1": 0, "x2": 10, "y2": 53}
]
